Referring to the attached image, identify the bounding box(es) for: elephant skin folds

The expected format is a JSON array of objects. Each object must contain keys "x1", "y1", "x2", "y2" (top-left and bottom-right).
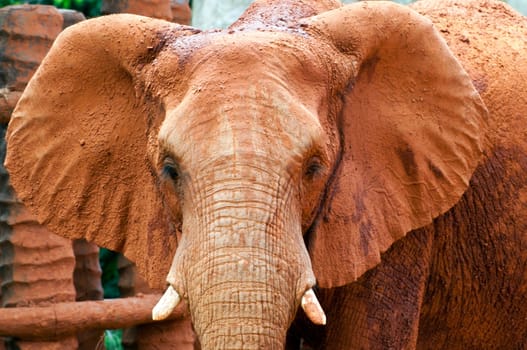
[
  {"x1": 4, "y1": 0, "x2": 527, "y2": 348},
  {"x1": 297, "y1": 1, "x2": 527, "y2": 349}
]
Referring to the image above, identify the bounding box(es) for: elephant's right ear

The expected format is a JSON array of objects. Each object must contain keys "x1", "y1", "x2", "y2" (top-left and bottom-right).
[
  {"x1": 304, "y1": 2, "x2": 488, "y2": 288},
  {"x1": 6, "y1": 15, "x2": 197, "y2": 288}
]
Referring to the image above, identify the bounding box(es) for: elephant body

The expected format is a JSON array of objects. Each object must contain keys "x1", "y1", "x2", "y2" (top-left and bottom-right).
[
  {"x1": 4, "y1": 0, "x2": 527, "y2": 348},
  {"x1": 417, "y1": 3, "x2": 527, "y2": 347},
  {"x1": 304, "y1": 150, "x2": 527, "y2": 349},
  {"x1": 292, "y1": 2, "x2": 527, "y2": 348}
]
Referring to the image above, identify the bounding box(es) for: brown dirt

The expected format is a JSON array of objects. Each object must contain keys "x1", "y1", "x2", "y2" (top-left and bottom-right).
[{"x1": 3, "y1": 0, "x2": 527, "y2": 348}]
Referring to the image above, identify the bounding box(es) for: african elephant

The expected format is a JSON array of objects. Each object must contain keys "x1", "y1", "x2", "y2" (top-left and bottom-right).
[{"x1": 5, "y1": 0, "x2": 527, "y2": 348}]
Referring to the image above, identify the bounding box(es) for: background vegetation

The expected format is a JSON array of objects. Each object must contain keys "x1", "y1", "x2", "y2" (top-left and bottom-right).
[{"x1": 0, "y1": 0, "x2": 101, "y2": 17}]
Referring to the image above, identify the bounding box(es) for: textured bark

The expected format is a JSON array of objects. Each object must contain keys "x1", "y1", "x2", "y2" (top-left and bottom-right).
[
  {"x1": 0, "y1": 6, "x2": 84, "y2": 123},
  {"x1": 0, "y1": 124, "x2": 77, "y2": 347},
  {"x1": 73, "y1": 239, "x2": 104, "y2": 350},
  {"x1": 117, "y1": 254, "x2": 141, "y2": 349},
  {"x1": 13, "y1": 338, "x2": 79, "y2": 350},
  {"x1": 73, "y1": 239, "x2": 103, "y2": 302},
  {"x1": 58, "y1": 9, "x2": 86, "y2": 29},
  {"x1": 0, "y1": 294, "x2": 187, "y2": 340},
  {"x1": 0, "y1": 5, "x2": 62, "y2": 123},
  {"x1": 0, "y1": 216, "x2": 76, "y2": 307}
]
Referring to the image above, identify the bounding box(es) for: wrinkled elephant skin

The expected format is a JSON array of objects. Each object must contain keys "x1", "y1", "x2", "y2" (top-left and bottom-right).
[{"x1": 5, "y1": 0, "x2": 527, "y2": 348}]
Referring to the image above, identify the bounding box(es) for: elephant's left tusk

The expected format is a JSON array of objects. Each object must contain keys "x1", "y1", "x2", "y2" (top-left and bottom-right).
[
  {"x1": 152, "y1": 285, "x2": 181, "y2": 321},
  {"x1": 301, "y1": 288, "x2": 327, "y2": 325}
]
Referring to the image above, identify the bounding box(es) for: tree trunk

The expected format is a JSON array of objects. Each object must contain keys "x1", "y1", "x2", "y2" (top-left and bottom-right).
[
  {"x1": 0, "y1": 295, "x2": 187, "y2": 340},
  {"x1": 0, "y1": 124, "x2": 78, "y2": 348},
  {"x1": 73, "y1": 239, "x2": 104, "y2": 350},
  {"x1": 0, "y1": 5, "x2": 63, "y2": 123}
]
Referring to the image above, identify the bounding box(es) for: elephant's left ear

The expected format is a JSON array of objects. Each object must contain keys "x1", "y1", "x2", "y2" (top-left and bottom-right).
[
  {"x1": 304, "y1": 2, "x2": 488, "y2": 288},
  {"x1": 5, "y1": 15, "x2": 198, "y2": 289}
]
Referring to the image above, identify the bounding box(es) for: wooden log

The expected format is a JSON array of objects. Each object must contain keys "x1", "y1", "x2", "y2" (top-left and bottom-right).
[{"x1": 0, "y1": 294, "x2": 187, "y2": 340}]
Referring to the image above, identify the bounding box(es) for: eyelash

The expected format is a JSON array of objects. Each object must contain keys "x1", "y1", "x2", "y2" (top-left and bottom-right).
[
  {"x1": 162, "y1": 157, "x2": 180, "y2": 183},
  {"x1": 304, "y1": 156, "x2": 324, "y2": 179}
]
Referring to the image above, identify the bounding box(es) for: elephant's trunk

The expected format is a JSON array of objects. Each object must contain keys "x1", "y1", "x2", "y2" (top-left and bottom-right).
[
  {"x1": 193, "y1": 274, "x2": 293, "y2": 349},
  {"x1": 186, "y1": 243, "x2": 308, "y2": 349},
  {"x1": 164, "y1": 163, "x2": 317, "y2": 348}
]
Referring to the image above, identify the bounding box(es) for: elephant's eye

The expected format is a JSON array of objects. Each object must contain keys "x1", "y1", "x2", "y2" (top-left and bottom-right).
[
  {"x1": 305, "y1": 156, "x2": 324, "y2": 179},
  {"x1": 162, "y1": 158, "x2": 180, "y2": 183}
]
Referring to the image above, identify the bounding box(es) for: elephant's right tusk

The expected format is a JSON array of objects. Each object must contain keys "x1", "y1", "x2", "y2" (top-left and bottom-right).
[
  {"x1": 301, "y1": 288, "x2": 327, "y2": 325},
  {"x1": 152, "y1": 285, "x2": 181, "y2": 321}
]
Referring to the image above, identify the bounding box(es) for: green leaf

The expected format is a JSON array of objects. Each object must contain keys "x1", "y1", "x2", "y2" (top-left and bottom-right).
[{"x1": 104, "y1": 329, "x2": 124, "y2": 350}]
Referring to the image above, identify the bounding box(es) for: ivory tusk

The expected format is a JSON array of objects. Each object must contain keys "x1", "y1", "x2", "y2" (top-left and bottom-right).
[
  {"x1": 301, "y1": 288, "x2": 327, "y2": 325},
  {"x1": 152, "y1": 285, "x2": 181, "y2": 321}
]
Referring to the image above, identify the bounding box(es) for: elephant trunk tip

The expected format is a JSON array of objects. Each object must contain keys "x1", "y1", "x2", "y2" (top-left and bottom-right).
[
  {"x1": 152, "y1": 285, "x2": 181, "y2": 321},
  {"x1": 301, "y1": 288, "x2": 327, "y2": 325}
]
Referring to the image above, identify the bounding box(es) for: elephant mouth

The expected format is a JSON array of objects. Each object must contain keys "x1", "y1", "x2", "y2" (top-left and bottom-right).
[{"x1": 152, "y1": 284, "x2": 326, "y2": 325}]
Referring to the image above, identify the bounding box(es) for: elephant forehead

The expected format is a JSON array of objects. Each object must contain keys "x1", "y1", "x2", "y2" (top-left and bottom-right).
[
  {"x1": 159, "y1": 85, "x2": 324, "y2": 168},
  {"x1": 167, "y1": 30, "x2": 329, "y2": 86},
  {"x1": 156, "y1": 30, "x2": 332, "y2": 169}
]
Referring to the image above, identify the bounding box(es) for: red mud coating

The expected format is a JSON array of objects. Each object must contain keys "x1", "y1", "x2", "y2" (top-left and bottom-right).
[
  {"x1": 294, "y1": 1, "x2": 485, "y2": 289},
  {"x1": 3, "y1": 0, "x2": 527, "y2": 348},
  {"x1": 410, "y1": 0, "x2": 527, "y2": 348},
  {"x1": 299, "y1": 1, "x2": 527, "y2": 348}
]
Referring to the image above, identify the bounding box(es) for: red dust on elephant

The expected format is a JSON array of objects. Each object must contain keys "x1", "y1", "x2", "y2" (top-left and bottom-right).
[{"x1": 5, "y1": 0, "x2": 527, "y2": 348}]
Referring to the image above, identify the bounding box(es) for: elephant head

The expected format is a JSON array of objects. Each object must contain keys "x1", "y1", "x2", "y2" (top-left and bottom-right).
[{"x1": 5, "y1": 0, "x2": 486, "y2": 347}]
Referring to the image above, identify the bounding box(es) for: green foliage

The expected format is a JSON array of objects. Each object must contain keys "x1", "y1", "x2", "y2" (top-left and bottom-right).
[
  {"x1": 104, "y1": 329, "x2": 124, "y2": 350},
  {"x1": 0, "y1": 0, "x2": 45, "y2": 7},
  {"x1": 99, "y1": 248, "x2": 121, "y2": 299},
  {"x1": 0, "y1": 0, "x2": 101, "y2": 17},
  {"x1": 100, "y1": 248, "x2": 124, "y2": 348}
]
